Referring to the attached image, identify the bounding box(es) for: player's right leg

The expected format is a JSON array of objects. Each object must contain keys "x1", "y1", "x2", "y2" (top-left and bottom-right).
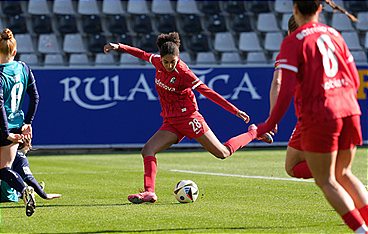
[{"x1": 128, "y1": 129, "x2": 178, "y2": 204}]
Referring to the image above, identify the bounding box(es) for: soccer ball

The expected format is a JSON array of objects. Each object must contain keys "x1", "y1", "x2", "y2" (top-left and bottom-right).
[{"x1": 173, "y1": 180, "x2": 199, "y2": 203}]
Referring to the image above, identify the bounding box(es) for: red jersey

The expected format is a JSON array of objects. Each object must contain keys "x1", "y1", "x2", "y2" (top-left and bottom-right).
[
  {"x1": 118, "y1": 44, "x2": 239, "y2": 118},
  {"x1": 277, "y1": 22, "x2": 361, "y2": 121}
]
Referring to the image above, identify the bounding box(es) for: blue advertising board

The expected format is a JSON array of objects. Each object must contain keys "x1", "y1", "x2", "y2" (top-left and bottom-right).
[{"x1": 30, "y1": 66, "x2": 367, "y2": 149}]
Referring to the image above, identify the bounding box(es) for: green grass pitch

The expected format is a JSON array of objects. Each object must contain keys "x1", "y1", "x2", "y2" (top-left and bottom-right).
[{"x1": 0, "y1": 148, "x2": 367, "y2": 233}]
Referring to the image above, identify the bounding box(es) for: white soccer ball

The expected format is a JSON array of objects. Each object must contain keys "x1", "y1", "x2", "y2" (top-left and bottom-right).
[{"x1": 173, "y1": 180, "x2": 199, "y2": 203}]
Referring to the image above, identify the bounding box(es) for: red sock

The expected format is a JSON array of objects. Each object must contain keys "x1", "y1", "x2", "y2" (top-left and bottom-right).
[
  {"x1": 342, "y1": 209, "x2": 365, "y2": 232},
  {"x1": 359, "y1": 205, "x2": 368, "y2": 224},
  {"x1": 292, "y1": 161, "x2": 313, "y2": 179},
  {"x1": 224, "y1": 129, "x2": 256, "y2": 155},
  {"x1": 143, "y1": 156, "x2": 157, "y2": 192}
]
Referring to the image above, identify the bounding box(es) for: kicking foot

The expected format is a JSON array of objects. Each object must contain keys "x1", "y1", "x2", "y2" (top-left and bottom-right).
[
  {"x1": 23, "y1": 186, "x2": 36, "y2": 217},
  {"x1": 248, "y1": 124, "x2": 273, "y2": 144},
  {"x1": 46, "y1": 194, "x2": 62, "y2": 200},
  {"x1": 128, "y1": 191, "x2": 157, "y2": 204}
]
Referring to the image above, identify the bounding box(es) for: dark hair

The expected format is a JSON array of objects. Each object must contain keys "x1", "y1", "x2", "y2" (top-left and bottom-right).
[
  {"x1": 156, "y1": 32, "x2": 180, "y2": 57},
  {"x1": 0, "y1": 28, "x2": 16, "y2": 56},
  {"x1": 288, "y1": 15, "x2": 298, "y2": 33},
  {"x1": 293, "y1": 0, "x2": 321, "y2": 16}
]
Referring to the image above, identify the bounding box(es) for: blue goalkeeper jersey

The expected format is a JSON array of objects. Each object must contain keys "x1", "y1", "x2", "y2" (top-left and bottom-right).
[{"x1": 0, "y1": 61, "x2": 38, "y2": 135}]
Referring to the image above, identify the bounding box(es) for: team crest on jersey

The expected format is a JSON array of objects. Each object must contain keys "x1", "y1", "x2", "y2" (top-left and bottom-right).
[{"x1": 170, "y1": 77, "x2": 176, "y2": 83}]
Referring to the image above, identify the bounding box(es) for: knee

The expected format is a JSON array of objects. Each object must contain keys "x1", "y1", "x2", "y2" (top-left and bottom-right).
[
  {"x1": 141, "y1": 145, "x2": 156, "y2": 158},
  {"x1": 314, "y1": 177, "x2": 337, "y2": 189},
  {"x1": 336, "y1": 169, "x2": 352, "y2": 183}
]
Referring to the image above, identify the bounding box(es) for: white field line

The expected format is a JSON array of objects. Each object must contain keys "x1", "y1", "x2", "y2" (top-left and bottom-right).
[{"x1": 170, "y1": 169, "x2": 314, "y2": 183}]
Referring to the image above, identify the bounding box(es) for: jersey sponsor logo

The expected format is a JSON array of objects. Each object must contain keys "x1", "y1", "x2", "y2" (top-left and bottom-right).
[
  {"x1": 170, "y1": 77, "x2": 176, "y2": 83},
  {"x1": 155, "y1": 78, "x2": 176, "y2": 92}
]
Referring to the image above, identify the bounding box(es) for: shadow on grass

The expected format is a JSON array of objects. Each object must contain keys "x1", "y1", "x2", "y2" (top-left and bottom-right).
[{"x1": 38, "y1": 224, "x2": 333, "y2": 234}]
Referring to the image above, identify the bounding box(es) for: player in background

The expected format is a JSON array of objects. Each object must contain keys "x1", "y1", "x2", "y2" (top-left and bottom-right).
[
  {"x1": 270, "y1": 15, "x2": 312, "y2": 179},
  {"x1": 13, "y1": 139, "x2": 62, "y2": 200},
  {"x1": 0, "y1": 139, "x2": 62, "y2": 202},
  {"x1": 104, "y1": 32, "x2": 273, "y2": 204},
  {"x1": 0, "y1": 28, "x2": 39, "y2": 216},
  {"x1": 257, "y1": 1, "x2": 368, "y2": 233}
]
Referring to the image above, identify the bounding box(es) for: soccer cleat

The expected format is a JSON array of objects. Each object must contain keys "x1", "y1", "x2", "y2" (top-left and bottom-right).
[
  {"x1": 128, "y1": 191, "x2": 157, "y2": 204},
  {"x1": 23, "y1": 186, "x2": 36, "y2": 217},
  {"x1": 248, "y1": 124, "x2": 274, "y2": 144}
]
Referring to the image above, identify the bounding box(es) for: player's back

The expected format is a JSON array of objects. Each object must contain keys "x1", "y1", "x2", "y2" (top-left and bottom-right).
[
  {"x1": 0, "y1": 60, "x2": 30, "y2": 128},
  {"x1": 279, "y1": 22, "x2": 361, "y2": 121}
]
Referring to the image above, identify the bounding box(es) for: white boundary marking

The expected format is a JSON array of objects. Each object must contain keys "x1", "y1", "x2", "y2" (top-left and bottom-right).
[{"x1": 170, "y1": 169, "x2": 314, "y2": 183}]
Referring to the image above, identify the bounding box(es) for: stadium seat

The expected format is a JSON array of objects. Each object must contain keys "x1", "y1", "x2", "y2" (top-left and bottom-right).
[
  {"x1": 274, "y1": 0, "x2": 293, "y2": 13},
  {"x1": 2, "y1": 1, "x2": 23, "y2": 15},
  {"x1": 69, "y1": 53, "x2": 90, "y2": 66},
  {"x1": 120, "y1": 53, "x2": 141, "y2": 65},
  {"x1": 196, "y1": 52, "x2": 217, "y2": 65},
  {"x1": 94, "y1": 53, "x2": 116, "y2": 66},
  {"x1": 56, "y1": 14, "x2": 78, "y2": 34},
  {"x1": 239, "y1": 32, "x2": 262, "y2": 52},
  {"x1": 331, "y1": 13, "x2": 354, "y2": 32},
  {"x1": 81, "y1": 15, "x2": 102, "y2": 34},
  {"x1": 344, "y1": 1, "x2": 368, "y2": 13},
  {"x1": 179, "y1": 52, "x2": 193, "y2": 64},
  {"x1": 221, "y1": 52, "x2": 242, "y2": 64},
  {"x1": 155, "y1": 14, "x2": 177, "y2": 33},
  {"x1": 229, "y1": 14, "x2": 252, "y2": 33},
  {"x1": 28, "y1": 0, "x2": 50, "y2": 15},
  {"x1": 176, "y1": 0, "x2": 200, "y2": 14},
  {"x1": 78, "y1": 0, "x2": 100, "y2": 15},
  {"x1": 115, "y1": 33, "x2": 134, "y2": 46},
  {"x1": 16, "y1": 34, "x2": 35, "y2": 53},
  {"x1": 53, "y1": 0, "x2": 75, "y2": 15},
  {"x1": 247, "y1": 1, "x2": 271, "y2": 13},
  {"x1": 32, "y1": 15, "x2": 53, "y2": 34},
  {"x1": 151, "y1": 0, "x2": 174, "y2": 14},
  {"x1": 127, "y1": 0, "x2": 149, "y2": 14},
  {"x1": 131, "y1": 14, "x2": 153, "y2": 35},
  {"x1": 87, "y1": 34, "x2": 107, "y2": 53},
  {"x1": 214, "y1": 32, "x2": 237, "y2": 52},
  {"x1": 102, "y1": 0, "x2": 126, "y2": 15},
  {"x1": 19, "y1": 54, "x2": 39, "y2": 66},
  {"x1": 206, "y1": 14, "x2": 227, "y2": 33},
  {"x1": 365, "y1": 32, "x2": 368, "y2": 49},
  {"x1": 257, "y1": 13, "x2": 280, "y2": 32},
  {"x1": 38, "y1": 34, "x2": 60, "y2": 54},
  {"x1": 44, "y1": 54, "x2": 64, "y2": 66},
  {"x1": 137, "y1": 34, "x2": 157, "y2": 52},
  {"x1": 264, "y1": 32, "x2": 284, "y2": 52},
  {"x1": 223, "y1": 1, "x2": 246, "y2": 14},
  {"x1": 179, "y1": 14, "x2": 203, "y2": 35},
  {"x1": 356, "y1": 12, "x2": 368, "y2": 31},
  {"x1": 106, "y1": 15, "x2": 128, "y2": 35},
  {"x1": 8, "y1": 15, "x2": 28, "y2": 34},
  {"x1": 246, "y1": 52, "x2": 267, "y2": 64},
  {"x1": 281, "y1": 13, "x2": 292, "y2": 32},
  {"x1": 187, "y1": 33, "x2": 210, "y2": 52},
  {"x1": 341, "y1": 32, "x2": 362, "y2": 50},
  {"x1": 198, "y1": 1, "x2": 221, "y2": 15},
  {"x1": 63, "y1": 34, "x2": 87, "y2": 53},
  {"x1": 351, "y1": 50, "x2": 367, "y2": 63}
]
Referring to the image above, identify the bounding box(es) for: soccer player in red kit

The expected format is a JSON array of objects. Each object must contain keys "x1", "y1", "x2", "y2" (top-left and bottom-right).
[
  {"x1": 257, "y1": 1, "x2": 368, "y2": 233},
  {"x1": 104, "y1": 32, "x2": 273, "y2": 204}
]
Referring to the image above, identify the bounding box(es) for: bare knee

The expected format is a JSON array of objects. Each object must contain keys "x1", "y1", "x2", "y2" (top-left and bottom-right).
[{"x1": 141, "y1": 145, "x2": 156, "y2": 158}]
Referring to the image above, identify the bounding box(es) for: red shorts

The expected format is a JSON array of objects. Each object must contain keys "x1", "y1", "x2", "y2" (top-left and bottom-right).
[
  {"x1": 288, "y1": 121, "x2": 302, "y2": 151},
  {"x1": 159, "y1": 111, "x2": 209, "y2": 143},
  {"x1": 300, "y1": 115, "x2": 362, "y2": 153}
]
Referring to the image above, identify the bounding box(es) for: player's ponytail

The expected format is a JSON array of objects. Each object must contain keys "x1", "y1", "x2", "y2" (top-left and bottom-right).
[
  {"x1": 0, "y1": 28, "x2": 16, "y2": 56},
  {"x1": 156, "y1": 32, "x2": 180, "y2": 57},
  {"x1": 324, "y1": 0, "x2": 358, "y2": 22}
]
